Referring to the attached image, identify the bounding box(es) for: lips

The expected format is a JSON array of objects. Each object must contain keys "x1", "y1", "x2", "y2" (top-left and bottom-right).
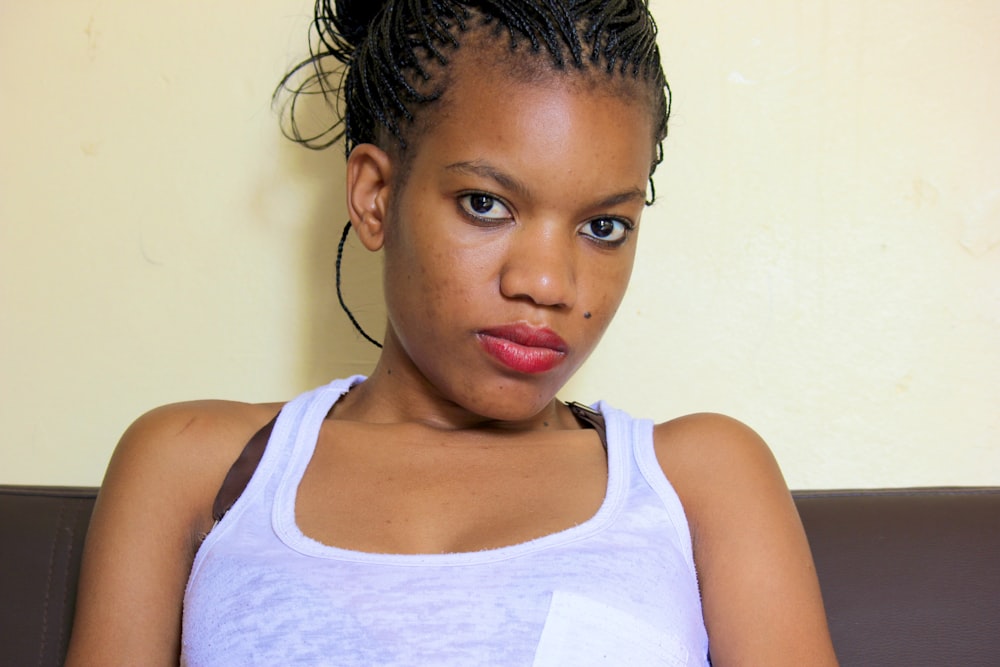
[{"x1": 476, "y1": 323, "x2": 568, "y2": 374}]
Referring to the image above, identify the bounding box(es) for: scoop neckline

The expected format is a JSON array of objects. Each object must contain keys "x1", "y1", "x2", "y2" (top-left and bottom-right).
[{"x1": 272, "y1": 378, "x2": 627, "y2": 566}]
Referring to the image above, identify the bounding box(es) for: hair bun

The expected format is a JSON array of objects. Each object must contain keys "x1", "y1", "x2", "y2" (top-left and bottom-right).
[{"x1": 331, "y1": 0, "x2": 390, "y2": 47}]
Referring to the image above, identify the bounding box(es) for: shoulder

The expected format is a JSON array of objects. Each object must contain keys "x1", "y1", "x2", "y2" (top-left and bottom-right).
[
  {"x1": 113, "y1": 399, "x2": 281, "y2": 476},
  {"x1": 652, "y1": 411, "x2": 771, "y2": 460},
  {"x1": 652, "y1": 412, "x2": 781, "y2": 499},
  {"x1": 117, "y1": 398, "x2": 281, "y2": 466},
  {"x1": 102, "y1": 399, "x2": 283, "y2": 539},
  {"x1": 652, "y1": 412, "x2": 790, "y2": 547},
  {"x1": 66, "y1": 399, "x2": 284, "y2": 665},
  {"x1": 651, "y1": 413, "x2": 838, "y2": 664}
]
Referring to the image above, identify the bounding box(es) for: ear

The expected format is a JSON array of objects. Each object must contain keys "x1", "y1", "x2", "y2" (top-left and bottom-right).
[{"x1": 345, "y1": 143, "x2": 394, "y2": 252}]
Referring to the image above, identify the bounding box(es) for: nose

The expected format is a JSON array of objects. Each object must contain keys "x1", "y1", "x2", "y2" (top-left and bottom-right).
[{"x1": 499, "y1": 223, "x2": 576, "y2": 309}]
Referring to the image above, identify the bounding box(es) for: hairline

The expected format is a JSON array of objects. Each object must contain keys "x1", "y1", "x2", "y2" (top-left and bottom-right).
[{"x1": 378, "y1": 28, "x2": 664, "y2": 189}]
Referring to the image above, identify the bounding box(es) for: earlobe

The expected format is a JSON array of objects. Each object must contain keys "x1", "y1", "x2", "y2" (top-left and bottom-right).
[{"x1": 346, "y1": 143, "x2": 394, "y2": 251}]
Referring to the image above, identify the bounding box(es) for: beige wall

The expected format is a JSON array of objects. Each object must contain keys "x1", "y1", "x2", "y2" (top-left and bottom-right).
[{"x1": 2, "y1": 1, "x2": 998, "y2": 489}]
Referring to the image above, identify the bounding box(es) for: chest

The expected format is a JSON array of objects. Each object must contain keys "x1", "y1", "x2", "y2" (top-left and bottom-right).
[
  {"x1": 188, "y1": 458, "x2": 710, "y2": 667},
  {"x1": 187, "y1": 511, "x2": 708, "y2": 667},
  {"x1": 295, "y1": 423, "x2": 608, "y2": 554}
]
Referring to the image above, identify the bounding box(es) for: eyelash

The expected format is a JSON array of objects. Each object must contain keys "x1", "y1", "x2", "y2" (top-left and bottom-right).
[{"x1": 456, "y1": 192, "x2": 634, "y2": 247}]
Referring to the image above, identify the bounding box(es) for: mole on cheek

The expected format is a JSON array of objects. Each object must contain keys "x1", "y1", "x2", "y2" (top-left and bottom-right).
[{"x1": 583, "y1": 311, "x2": 592, "y2": 319}]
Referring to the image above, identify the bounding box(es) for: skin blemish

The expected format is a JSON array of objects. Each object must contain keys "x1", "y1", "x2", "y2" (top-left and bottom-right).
[{"x1": 583, "y1": 312, "x2": 592, "y2": 319}]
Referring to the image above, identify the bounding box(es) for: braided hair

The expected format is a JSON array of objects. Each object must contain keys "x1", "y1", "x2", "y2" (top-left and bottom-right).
[
  {"x1": 276, "y1": 0, "x2": 671, "y2": 347},
  {"x1": 278, "y1": 0, "x2": 669, "y2": 154}
]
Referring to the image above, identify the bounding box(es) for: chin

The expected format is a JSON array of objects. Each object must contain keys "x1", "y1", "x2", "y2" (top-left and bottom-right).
[{"x1": 455, "y1": 376, "x2": 565, "y2": 423}]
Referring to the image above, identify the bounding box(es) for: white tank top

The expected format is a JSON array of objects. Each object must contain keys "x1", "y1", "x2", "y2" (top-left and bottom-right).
[{"x1": 181, "y1": 377, "x2": 709, "y2": 666}]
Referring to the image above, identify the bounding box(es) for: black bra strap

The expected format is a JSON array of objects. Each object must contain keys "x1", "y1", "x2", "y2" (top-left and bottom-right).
[
  {"x1": 211, "y1": 402, "x2": 609, "y2": 523},
  {"x1": 212, "y1": 415, "x2": 278, "y2": 522},
  {"x1": 566, "y1": 401, "x2": 608, "y2": 451}
]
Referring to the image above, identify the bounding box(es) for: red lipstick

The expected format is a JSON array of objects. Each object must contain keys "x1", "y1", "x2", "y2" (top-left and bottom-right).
[{"x1": 476, "y1": 324, "x2": 568, "y2": 374}]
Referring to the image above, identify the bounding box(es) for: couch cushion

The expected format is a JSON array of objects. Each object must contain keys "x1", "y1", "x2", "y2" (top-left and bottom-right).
[
  {"x1": 1, "y1": 484, "x2": 998, "y2": 667},
  {"x1": 0, "y1": 485, "x2": 96, "y2": 667},
  {"x1": 795, "y1": 487, "x2": 1000, "y2": 666}
]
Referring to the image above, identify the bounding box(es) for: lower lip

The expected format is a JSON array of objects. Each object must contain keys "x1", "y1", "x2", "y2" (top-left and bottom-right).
[{"x1": 477, "y1": 335, "x2": 566, "y2": 374}]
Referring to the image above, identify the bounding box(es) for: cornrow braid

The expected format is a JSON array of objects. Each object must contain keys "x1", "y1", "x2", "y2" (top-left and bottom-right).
[{"x1": 276, "y1": 0, "x2": 670, "y2": 158}]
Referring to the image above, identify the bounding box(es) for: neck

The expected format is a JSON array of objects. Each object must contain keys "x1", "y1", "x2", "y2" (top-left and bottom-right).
[{"x1": 331, "y1": 331, "x2": 575, "y2": 433}]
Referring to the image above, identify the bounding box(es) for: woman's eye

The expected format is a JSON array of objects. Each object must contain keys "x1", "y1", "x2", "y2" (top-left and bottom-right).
[
  {"x1": 459, "y1": 193, "x2": 512, "y2": 221},
  {"x1": 579, "y1": 217, "x2": 632, "y2": 244}
]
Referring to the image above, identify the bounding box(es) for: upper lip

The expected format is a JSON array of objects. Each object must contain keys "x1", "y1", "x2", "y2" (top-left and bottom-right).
[{"x1": 477, "y1": 323, "x2": 568, "y2": 352}]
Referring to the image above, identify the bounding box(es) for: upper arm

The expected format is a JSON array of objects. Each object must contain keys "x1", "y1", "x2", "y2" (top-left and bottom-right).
[
  {"x1": 655, "y1": 414, "x2": 838, "y2": 666},
  {"x1": 65, "y1": 401, "x2": 270, "y2": 667}
]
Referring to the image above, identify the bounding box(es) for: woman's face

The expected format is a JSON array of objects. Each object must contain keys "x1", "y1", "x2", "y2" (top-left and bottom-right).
[{"x1": 374, "y1": 59, "x2": 656, "y2": 422}]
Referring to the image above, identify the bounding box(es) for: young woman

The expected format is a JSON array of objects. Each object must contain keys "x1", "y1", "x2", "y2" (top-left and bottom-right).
[{"x1": 67, "y1": 1, "x2": 838, "y2": 665}]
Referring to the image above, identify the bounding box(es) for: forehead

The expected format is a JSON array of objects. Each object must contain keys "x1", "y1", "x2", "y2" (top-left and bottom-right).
[{"x1": 401, "y1": 55, "x2": 656, "y2": 205}]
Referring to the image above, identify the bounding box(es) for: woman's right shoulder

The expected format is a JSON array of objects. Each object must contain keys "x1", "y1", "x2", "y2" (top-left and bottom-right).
[
  {"x1": 102, "y1": 399, "x2": 284, "y2": 538},
  {"x1": 65, "y1": 399, "x2": 285, "y2": 665},
  {"x1": 117, "y1": 399, "x2": 282, "y2": 467}
]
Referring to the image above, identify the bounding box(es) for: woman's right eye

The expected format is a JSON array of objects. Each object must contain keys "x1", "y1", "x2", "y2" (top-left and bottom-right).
[{"x1": 459, "y1": 193, "x2": 512, "y2": 221}]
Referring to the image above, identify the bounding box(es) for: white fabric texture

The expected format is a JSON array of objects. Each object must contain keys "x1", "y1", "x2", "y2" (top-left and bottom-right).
[{"x1": 181, "y1": 377, "x2": 709, "y2": 666}]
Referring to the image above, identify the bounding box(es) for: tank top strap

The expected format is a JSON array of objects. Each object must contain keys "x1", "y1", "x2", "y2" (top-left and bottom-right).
[{"x1": 210, "y1": 377, "x2": 363, "y2": 524}]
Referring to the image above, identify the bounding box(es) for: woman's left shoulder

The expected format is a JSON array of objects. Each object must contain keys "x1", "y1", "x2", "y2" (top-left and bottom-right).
[
  {"x1": 651, "y1": 414, "x2": 839, "y2": 664},
  {"x1": 652, "y1": 412, "x2": 785, "y2": 507},
  {"x1": 649, "y1": 412, "x2": 797, "y2": 558}
]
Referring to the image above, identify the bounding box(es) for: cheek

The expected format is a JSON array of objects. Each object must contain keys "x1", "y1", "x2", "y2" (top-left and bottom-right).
[
  {"x1": 581, "y1": 249, "x2": 637, "y2": 324},
  {"x1": 421, "y1": 251, "x2": 469, "y2": 321},
  {"x1": 384, "y1": 226, "x2": 495, "y2": 327}
]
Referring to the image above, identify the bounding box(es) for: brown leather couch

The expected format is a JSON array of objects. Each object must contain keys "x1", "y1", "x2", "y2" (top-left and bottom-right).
[{"x1": 1, "y1": 485, "x2": 997, "y2": 666}]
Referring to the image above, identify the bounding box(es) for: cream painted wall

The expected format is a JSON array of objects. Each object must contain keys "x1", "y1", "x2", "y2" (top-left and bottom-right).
[{"x1": 2, "y1": 1, "x2": 998, "y2": 488}]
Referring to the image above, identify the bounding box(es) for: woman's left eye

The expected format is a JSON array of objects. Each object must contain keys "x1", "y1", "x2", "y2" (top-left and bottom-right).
[
  {"x1": 578, "y1": 217, "x2": 632, "y2": 244},
  {"x1": 459, "y1": 193, "x2": 512, "y2": 221}
]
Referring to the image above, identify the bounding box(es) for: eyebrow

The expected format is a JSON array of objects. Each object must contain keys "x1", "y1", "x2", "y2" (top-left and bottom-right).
[
  {"x1": 446, "y1": 161, "x2": 530, "y2": 199},
  {"x1": 445, "y1": 160, "x2": 646, "y2": 210}
]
